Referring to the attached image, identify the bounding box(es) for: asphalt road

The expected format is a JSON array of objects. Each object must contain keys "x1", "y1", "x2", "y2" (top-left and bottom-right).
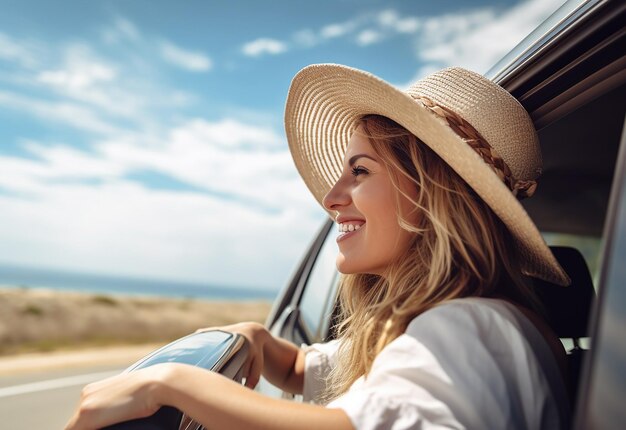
[{"x1": 0, "y1": 364, "x2": 124, "y2": 430}]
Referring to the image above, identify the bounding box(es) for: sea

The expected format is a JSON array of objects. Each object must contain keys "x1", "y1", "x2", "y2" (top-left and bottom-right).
[{"x1": 0, "y1": 262, "x2": 278, "y2": 301}]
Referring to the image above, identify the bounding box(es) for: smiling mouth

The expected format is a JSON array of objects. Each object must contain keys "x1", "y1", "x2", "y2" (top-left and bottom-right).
[{"x1": 337, "y1": 222, "x2": 364, "y2": 242}]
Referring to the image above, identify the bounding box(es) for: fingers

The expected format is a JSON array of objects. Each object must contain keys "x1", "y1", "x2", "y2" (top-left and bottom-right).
[
  {"x1": 65, "y1": 413, "x2": 80, "y2": 430},
  {"x1": 65, "y1": 367, "x2": 164, "y2": 430},
  {"x1": 244, "y1": 352, "x2": 264, "y2": 389},
  {"x1": 65, "y1": 400, "x2": 101, "y2": 430}
]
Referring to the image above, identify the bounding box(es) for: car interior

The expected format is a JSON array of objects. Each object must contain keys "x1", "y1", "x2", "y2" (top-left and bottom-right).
[
  {"x1": 533, "y1": 246, "x2": 596, "y2": 406},
  {"x1": 491, "y1": 1, "x2": 626, "y2": 417}
]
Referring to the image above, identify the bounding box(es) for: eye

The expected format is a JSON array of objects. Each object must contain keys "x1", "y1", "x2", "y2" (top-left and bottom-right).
[{"x1": 351, "y1": 165, "x2": 369, "y2": 177}]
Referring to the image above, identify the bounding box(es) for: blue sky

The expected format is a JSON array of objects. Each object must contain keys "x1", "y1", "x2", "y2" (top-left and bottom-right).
[{"x1": 0, "y1": 0, "x2": 565, "y2": 291}]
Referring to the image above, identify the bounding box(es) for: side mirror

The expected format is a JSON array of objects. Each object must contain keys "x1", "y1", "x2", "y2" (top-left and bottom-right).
[{"x1": 104, "y1": 330, "x2": 249, "y2": 430}]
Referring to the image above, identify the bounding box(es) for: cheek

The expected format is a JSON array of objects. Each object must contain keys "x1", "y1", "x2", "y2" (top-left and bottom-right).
[
  {"x1": 369, "y1": 188, "x2": 418, "y2": 254},
  {"x1": 356, "y1": 188, "x2": 406, "y2": 247},
  {"x1": 353, "y1": 178, "x2": 397, "y2": 216}
]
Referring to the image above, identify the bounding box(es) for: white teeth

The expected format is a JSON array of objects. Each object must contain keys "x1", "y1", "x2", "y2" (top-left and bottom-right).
[{"x1": 338, "y1": 223, "x2": 363, "y2": 233}]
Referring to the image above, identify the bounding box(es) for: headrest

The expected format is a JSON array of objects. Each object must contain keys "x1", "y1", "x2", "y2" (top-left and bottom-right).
[{"x1": 533, "y1": 246, "x2": 596, "y2": 339}]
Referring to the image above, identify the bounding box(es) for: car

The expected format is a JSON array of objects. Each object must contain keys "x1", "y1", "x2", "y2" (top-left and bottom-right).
[
  {"x1": 105, "y1": 0, "x2": 626, "y2": 428},
  {"x1": 260, "y1": 0, "x2": 626, "y2": 429}
]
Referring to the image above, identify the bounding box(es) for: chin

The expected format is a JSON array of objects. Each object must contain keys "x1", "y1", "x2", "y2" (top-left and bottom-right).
[
  {"x1": 335, "y1": 255, "x2": 358, "y2": 274},
  {"x1": 335, "y1": 262, "x2": 356, "y2": 275},
  {"x1": 336, "y1": 255, "x2": 384, "y2": 276}
]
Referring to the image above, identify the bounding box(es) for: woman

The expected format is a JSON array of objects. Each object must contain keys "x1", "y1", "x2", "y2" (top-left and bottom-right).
[{"x1": 66, "y1": 65, "x2": 570, "y2": 429}]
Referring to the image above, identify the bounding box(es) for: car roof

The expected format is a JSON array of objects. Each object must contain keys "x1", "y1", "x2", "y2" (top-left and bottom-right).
[{"x1": 486, "y1": 0, "x2": 626, "y2": 236}]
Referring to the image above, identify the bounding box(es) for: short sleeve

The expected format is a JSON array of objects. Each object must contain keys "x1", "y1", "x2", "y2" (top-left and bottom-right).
[
  {"x1": 302, "y1": 339, "x2": 340, "y2": 403},
  {"x1": 325, "y1": 299, "x2": 566, "y2": 430}
]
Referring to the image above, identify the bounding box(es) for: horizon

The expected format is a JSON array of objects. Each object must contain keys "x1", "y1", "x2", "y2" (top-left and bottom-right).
[{"x1": 0, "y1": 261, "x2": 278, "y2": 299}]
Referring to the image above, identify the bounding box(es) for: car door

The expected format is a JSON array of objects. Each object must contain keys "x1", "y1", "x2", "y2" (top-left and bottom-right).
[{"x1": 574, "y1": 114, "x2": 626, "y2": 428}]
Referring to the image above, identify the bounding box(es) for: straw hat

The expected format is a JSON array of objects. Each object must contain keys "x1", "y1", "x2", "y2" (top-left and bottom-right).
[{"x1": 285, "y1": 63, "x2": 570, "y2": 286}]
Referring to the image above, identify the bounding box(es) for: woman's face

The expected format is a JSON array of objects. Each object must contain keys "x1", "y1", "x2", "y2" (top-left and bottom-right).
[{"x1": 323, "y1": 126, "x2": 419, "y2": 276}]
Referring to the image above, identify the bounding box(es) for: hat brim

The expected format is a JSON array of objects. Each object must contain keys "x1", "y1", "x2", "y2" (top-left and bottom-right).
[{"x1": 285, "y1": 64, "x2": 569, "y2": 286}]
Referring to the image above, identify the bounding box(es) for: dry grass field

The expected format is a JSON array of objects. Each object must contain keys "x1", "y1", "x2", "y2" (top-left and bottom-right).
[{"x1": 0, "y1": 287, "x2": 272, "y2": 356}]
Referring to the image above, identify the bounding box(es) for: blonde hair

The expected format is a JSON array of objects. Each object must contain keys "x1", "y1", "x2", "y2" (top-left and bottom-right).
[{"x1": 324, "y1": 115, "x2": 539, "y2": 402}]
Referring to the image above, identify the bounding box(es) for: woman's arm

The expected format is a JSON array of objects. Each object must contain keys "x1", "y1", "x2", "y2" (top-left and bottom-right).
[
  {"x1": 65, "y1": 363, "x2": 353, "y2": 430},
  {"x1": 199, "y1": 322, "x2": 305, "y2": 393},
  {"x1": 165, "y1": 364, "x2": 352, "y2": 430},
  {"x1": 259, "y1": 327, "x2": 307, "y2": 394}
]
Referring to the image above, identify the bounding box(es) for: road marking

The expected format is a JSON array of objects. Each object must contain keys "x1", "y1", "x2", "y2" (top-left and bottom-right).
[{"x1": 0, "y1": 370, "x2": 121, "y2": 398}]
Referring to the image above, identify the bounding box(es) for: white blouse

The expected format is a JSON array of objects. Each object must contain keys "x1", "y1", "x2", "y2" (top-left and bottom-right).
[{"x1": 303, "y1": 298, "x2": 569, "y2": 430}]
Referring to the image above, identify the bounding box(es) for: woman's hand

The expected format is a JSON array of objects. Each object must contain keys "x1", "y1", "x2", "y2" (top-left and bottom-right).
[
  {"x1": 196, "y1": 322, "x2": 305, "y2": 393},
  {"x1": 65, "y1": 364, "x2": 171, "y2": 430},
  {"x1": 196, "y1": 321, "x2": 268, "y2": 389}
]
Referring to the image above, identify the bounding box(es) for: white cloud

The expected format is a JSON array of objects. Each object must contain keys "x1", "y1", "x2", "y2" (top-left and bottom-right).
[
  {"x1": 22, "y1": 141, "x2": 126, "y2": 179},
  {"x1": 397, "y1": 18, "x2": 420, "y2": 34},
  {"x1": 95, "y1": 119, "x2": 303, "y2": 210},
  {"x1": 357, "y1": 29, "x2": 383, "y2": 46},
  {"x1": 0, "y1": 32, "x2": 41, "y2": 68},
  {"x1": 114, "y1": 17, "x2": 140, "y2": 41},
  {"x1": 405, "y1": 0, "x2": 565, "y2": 82},
  {"x1": 23, "y1": 41, "x2": 192, "y2": 124},
  {"x1": 0, "y1": 179, "x2": 321, "y2": 288},
  {"x1": 293, "y1": 29, "x2": 318, "y2": 47},
  {"x1": 288, "y1": 10, "x2": 419, "y2": 51},
  {"x1": 168, "y1": 118, "x2": 282, "y2": 150},
  {"x1": 0, "y1": 116, "x2": 323, "y2": 288},
  {"x1": 0, "y1": 16, "x2": 325, "y2": 290},
  {"x1": 284, "y1": 0, "x2": 555, "y2": 64},
  {"x1": 321, "y1": 21, "x2": 357, "y2": 39},
  {"x1": 0, "y1": 90, "x2": 121, "y2": 135},
  {"x1": 242, "y1": 38, "x2": 288, "y2": 57},
  {"x1": 159, "y1": 40, "x2": 212, "y2": 72},
  {"x1": 0, "y1": 29, "x2": 196, "y2": 141},
  {"x1": 289, "y1": 17, "x2": 364, "y2": 50},
  {"x1": 38, "y1": 51, "x2": 117, "y2": 90},
  {"x1": 378, "y1": 10, "x2": 398, "y2": 27},
  {"x1": 378, "y1": 10, "x2": 420, "y2": 33},
  {"x1": 320, "y1": 24, "x2": 344, "y2": 39},
  {"x1": 101, "y1": 17, "x2": 141, "y2": 45}
]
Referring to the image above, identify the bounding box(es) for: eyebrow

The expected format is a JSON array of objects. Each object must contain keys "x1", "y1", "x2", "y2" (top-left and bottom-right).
[{"x1": 348, "y1": 154, "x2": 378, "y2": 166}]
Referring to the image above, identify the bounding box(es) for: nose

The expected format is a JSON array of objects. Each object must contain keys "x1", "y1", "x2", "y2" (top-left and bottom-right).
[{"x1": 323, "y1": 177, "x2": 350, "y2": 212}]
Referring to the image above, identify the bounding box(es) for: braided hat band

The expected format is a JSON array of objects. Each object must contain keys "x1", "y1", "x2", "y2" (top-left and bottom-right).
[
  {"x1": 412, "y1": 95, "x2": 538, "y2": 199},
  {"x1": 285, "y1": 64, "x2": 570, "y2": 286}
]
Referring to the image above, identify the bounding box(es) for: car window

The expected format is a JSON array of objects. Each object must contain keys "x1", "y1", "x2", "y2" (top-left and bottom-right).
[
  {"x1": 543, "y1": 233, "x2": 602, "y2": 287},
  {"x1": 298, "y1": 228, "x2": 340, "y2": 342}
]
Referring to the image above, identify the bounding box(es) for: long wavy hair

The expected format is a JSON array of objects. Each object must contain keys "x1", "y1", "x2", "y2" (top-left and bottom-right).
[{"x1": 323, "y1": 114, "x2": 540, "y2": 402}]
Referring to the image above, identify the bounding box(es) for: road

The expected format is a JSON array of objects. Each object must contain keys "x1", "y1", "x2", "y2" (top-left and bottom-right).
[
  {"x1": 0, "y1": 364, "x2": 123, "y2": 429},
  {"x1": 0, "y1": 345, "x2": 158, "y2": 430}
]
